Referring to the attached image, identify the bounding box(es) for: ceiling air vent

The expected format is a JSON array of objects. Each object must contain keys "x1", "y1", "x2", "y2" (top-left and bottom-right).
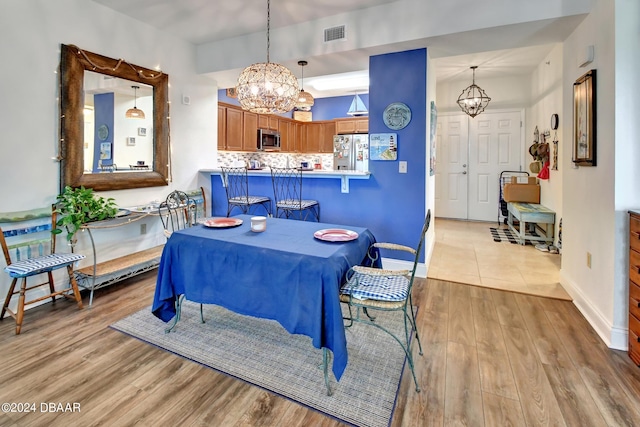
[{"x1": 324, "y1": 25, "x2": 346, "y2": 42}]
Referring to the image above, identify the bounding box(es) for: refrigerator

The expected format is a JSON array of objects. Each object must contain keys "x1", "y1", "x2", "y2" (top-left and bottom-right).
[{"x1": 333, "y1": 134, "x2": 369, "y2": 171}]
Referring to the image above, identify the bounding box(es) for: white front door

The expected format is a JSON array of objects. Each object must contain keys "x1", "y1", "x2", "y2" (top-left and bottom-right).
[
  {"x1": 435, "y1": 115, "x2": 469, "y2": 219},
  {"x1": 435, "y1": 111, "x2": 523, "y2": 222}
]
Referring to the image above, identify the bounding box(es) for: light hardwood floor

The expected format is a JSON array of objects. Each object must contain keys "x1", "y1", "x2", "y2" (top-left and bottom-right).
[
  {"x1": 1, "y1": 271, "x2": 639, "y2": 426},
  {"x1": 429, "y1": 218, "x2": 571, "y2": 300}
]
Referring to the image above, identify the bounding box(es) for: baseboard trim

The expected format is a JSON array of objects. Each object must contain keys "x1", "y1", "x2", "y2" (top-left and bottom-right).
[
  {"x1": 381, "y1": 235, "x2": 434, "y2": 279},
  {"x1": 560, "y1": 271, "x2": 627, "y2": 350}
]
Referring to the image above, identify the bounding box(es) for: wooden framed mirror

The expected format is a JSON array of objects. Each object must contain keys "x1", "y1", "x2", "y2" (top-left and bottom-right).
[{"x1": 59, "y1": 44, "x2": 169, "y2": 191}]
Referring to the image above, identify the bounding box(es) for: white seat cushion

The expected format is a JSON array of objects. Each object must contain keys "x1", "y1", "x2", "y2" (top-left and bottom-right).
[{"x1": 4, "y1": 253, "x2": 85, "y2": 278}]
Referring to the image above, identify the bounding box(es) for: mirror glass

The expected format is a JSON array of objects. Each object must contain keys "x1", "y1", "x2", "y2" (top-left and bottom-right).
[
  {"x1": 83, "y1": 72, "x2": 154, "y2": 173},
  {"x1": 60, "y1": 44, "x2": 169, "y2": 191}
]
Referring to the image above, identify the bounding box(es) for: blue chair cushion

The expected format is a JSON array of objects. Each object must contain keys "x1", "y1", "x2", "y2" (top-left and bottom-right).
[
  {"x1": 341, "y1": 273, "x2": 409, "y2": 302},
  {"x1": 4, "y1": 253, "x2": 85, "y2": 278}
]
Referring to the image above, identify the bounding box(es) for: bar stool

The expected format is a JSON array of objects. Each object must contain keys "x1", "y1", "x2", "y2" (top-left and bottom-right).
[
  {"x1": 270, "y1": 167, "x2": 319, "y2": 221},
  {"x1": 222, "y1": 167, "x2": 272, "y2": 217}
]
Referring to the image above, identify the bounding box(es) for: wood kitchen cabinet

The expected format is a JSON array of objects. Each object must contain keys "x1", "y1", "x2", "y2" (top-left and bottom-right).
[
  {"x1": 217, "y1": 105, "x2": 227, "y2": 150},
  {"x1": 321, "y1": 122, "x2": 336, "y2": 153},
  {"x1": 218, "y1": 102, "x2": 361, "y2": 153},
  {"x1": 304, "y1": 123, "x2": 323, "y2": 153},
  {"x1": 629, "y1": 211, "x2": 640, "y2": 365},
  {"x1": 242, "y1": 111, "x2": 258, "y2": 152},
  {"x1": 278, "y1": 119, "x2": 292, "y2": 152},
  {"x1": 335, "y1": 118, "x2": 369, "y2": 134},
  {"x1": 258, "y1": 114, "x2": 279, "y2": 130},
  {"x1": 293, "y1": 122, "x2": 304, "y2": 153},
  {"x1": 225, "y1": 107, "x2": 243, "y2": 151}
]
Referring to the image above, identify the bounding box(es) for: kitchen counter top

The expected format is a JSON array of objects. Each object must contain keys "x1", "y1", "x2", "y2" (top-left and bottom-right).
[{"x1": 199, "y1": 168, "x2": 370, "y2": 193}]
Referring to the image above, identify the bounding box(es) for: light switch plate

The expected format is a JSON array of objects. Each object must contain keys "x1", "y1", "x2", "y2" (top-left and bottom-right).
[{"x1": 399, "y1": 161, "x2": 407, "y2": 173}]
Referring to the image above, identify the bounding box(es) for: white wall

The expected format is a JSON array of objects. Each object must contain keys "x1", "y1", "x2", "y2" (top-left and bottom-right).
[
  {"x1": 528, "y1": 44, "x2": 564, "y2": 243},
  {"x1": 425, "y1": 50, "x2": 438, "y2": 272},
  {"x1": 0, "y1": 0, "x2": 218, "y2": 306},
  {"x1": 559, "y1": 0, "x2": 619, "y2": 347},
  {"x1": 436, "y1": 74, "x2": 531, "y2": 114},
  {"x1": 613, "y1": 0, "x2": 640, "y2": 346}
]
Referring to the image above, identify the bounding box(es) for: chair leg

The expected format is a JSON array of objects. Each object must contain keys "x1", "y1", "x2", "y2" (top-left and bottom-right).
[
  {"x1": 1, "y1": 278, "x2": 18, "y2": 320},
  {"x1": 363, "y1": 307, "x2": 376, "y2": 321},
  {"x1": 408, "y1": 296, "x2": 423, "y2": 355},
  {"x1": 47, "y1": 271, "x2": 56, "y2": 303},
  {"x1": 15, "y1": 278, "x2": 27, "y2": 334},
  {"x1": 66, "y1": 265, "x2": 84, "y2": 309},
  {"x1": 342, "y1": 303, "x2": 354, "y2": 327}
]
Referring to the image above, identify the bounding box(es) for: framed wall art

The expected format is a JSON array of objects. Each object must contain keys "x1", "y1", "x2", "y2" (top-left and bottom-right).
[{"x1": 573, "y1": 69, "x2": 596, "y2": 166}]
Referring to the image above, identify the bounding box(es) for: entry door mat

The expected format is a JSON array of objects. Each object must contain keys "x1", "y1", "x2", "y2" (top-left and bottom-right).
[
  {"x1": 111, "y1": 301, "x2": 411, "y2": 427},
  {"x1": 490, "y1": 227, "x2": 533, "y2": 245}
]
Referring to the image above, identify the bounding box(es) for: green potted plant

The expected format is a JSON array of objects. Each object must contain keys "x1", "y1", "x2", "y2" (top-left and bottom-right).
[{"x1": 53, "y1": 186, "x2": 118, "y2": 242}]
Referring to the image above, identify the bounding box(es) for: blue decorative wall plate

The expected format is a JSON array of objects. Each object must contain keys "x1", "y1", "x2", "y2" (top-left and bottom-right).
[
  {"x1": 383, "y1": 102, "x2": 411, "y2": 130},
  {"x1": 98, "y1": 124, "x2": 109, "y2": 141}
]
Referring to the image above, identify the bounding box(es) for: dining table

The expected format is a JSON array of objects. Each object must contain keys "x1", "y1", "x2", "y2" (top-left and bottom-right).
[{"x1": 151, "y1": 214, "x2": 379, "y2": 393}]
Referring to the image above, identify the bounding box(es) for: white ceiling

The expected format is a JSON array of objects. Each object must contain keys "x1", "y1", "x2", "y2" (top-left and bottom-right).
[{"x1": 91, "y1": 0, "x2": 586, "y2": 98}]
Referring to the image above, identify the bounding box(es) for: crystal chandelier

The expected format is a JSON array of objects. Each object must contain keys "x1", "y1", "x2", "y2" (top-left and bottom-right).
[
  {"x1": 125, "y1": 85, "x2": 145, "y2": 119},
  {"x1": 295, "y1": 60, "x2": 314, "y2": 111},
  {"x1": 236, "y1": 0, "x2": 299, "y2": 114},
  {"x1": 457, "y1": 66, "x2": 491, "y2": 118}
]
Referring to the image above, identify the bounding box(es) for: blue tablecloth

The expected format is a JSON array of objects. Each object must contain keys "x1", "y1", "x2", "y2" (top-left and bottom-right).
[{"x1": 151, "y1": 215, "x2": 378, "y2": 380}]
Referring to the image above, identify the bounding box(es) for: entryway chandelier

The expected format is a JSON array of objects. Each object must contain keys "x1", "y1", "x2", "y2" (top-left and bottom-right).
[
  {"x1": 295, "y1": 60, "x2": 314, "y2": 111},
  {"x1": 236, "y1": 0, "x2": 299, "y2": 114},
  {"x1": 457, "y1": 66, "x2": 491, "y2": 118},
  {"x1": 125, "y1": 85, "x2": 145, "y2": 119}
]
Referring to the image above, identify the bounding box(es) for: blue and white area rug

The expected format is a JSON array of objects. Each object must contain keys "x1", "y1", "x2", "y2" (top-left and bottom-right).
[{"x1": 111, "y1": 301, "x2": 413, "y2": 427}]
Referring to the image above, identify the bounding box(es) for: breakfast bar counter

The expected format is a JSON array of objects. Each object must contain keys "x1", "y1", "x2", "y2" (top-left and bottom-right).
[{"x1": 200, "y1": 168, "x2": 370, "y2": 194}]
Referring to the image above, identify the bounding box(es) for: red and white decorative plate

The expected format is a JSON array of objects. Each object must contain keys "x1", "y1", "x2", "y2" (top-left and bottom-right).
[
  {"x1": 199, "y1": 217, "x2": 243, "y2": 228},
  {"x1": 313, "y1": 228, "x2": 358, "y2": 242}
]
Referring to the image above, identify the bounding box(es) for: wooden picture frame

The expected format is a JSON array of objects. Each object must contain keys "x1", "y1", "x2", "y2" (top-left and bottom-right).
[
  {"x1": 573, "y1": 69, "x2": 596, "y2": 166},
  {"x1": 226, "y1": 87, "x2": 237, "y2": 98}
]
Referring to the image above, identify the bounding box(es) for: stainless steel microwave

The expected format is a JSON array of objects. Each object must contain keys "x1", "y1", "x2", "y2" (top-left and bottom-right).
[{"x1": 257, "y1": 129, "x2": 281, "y2": 151}]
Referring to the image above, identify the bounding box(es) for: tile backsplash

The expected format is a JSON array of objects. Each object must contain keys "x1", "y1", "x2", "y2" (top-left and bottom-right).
[{"x1": 217, "y1": 152, "x2": 334, "y2": 170}]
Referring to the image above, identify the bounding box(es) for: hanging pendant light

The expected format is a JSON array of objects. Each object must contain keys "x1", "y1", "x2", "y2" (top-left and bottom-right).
[
  {"x1": 295, "y1": 60, "x2": 314, "y2": 111},
  {"x1": 347, "y1": 92, "x2": 368, "y2": 116},
  {"x1": 236, "y1": 0, "x2": 299, "y2": 114},
  {"x1": 457, "y1": 66, "x2": 491, "y2": 118},
  {"x1": 125, "y1": 85, "x2": 145, "y2": 119}
]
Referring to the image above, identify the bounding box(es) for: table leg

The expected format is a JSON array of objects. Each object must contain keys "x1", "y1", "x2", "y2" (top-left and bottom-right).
[
  {"x1": 164, "y1": 294, "x2": 185, "y2": 333},
  {"x1": 323, "y1": 347, "x2": 333, "y2": 396}
]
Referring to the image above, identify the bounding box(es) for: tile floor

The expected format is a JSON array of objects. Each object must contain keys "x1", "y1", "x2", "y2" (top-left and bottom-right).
[{"x1": 428, "y1": 218, "x2": 571, "y2": 300}]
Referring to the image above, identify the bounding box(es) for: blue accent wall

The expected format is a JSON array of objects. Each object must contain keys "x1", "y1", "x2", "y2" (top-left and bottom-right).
[
  {"x1": 213, "y1": 49, "x2": 427, "y2": 262},
  {"x1": 312, "y1": 94, "x2": 369, "y2": 121},
  {"x1": 368, "y1": 49, "x2": 427, "y2": 260},
  {"x1": 94, "y1": 93, "x2": 114, "y2": 171},
  {"x1": 217, "y1": 90, "x2": 369, "y2": 121}
]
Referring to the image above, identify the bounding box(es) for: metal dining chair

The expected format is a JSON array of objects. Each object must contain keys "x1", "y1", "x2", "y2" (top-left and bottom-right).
[
  {"x1": 270, "y1": 167, "x2": 319, "y2": 221},
  {"x1": 158, "y1": 190, "x2": 197, "y2": 238},
  {"x1": 221, "y1": 167, "x2": 272, "y2": 217},
  {"x1": 340, "y1": 209, "x2": 431, "y2": 392}
]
